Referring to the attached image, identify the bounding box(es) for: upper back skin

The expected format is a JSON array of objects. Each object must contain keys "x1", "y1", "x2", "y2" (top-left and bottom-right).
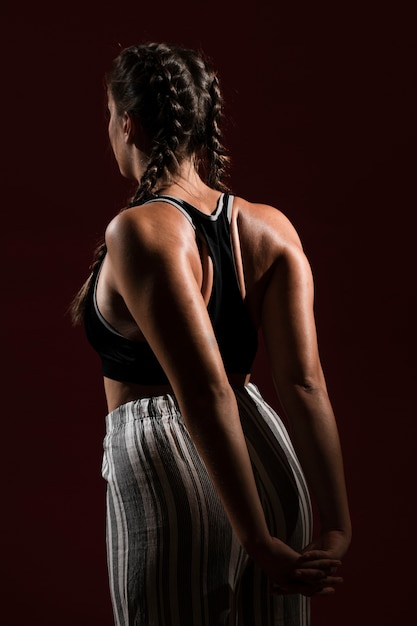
[{"x1": 96, "y1": 194, "x2": 304, "y2": 341}]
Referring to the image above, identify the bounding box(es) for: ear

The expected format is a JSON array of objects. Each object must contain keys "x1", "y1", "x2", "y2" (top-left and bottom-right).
[
  {"x1": 122, "y1": 113, "x2": 152, "y2": 153},
  {"x1": 122, "y1": 112, "x2": 136, "y2": 144}
]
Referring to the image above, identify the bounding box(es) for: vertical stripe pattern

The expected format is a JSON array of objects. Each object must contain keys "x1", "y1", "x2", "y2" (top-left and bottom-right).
[{"x1": 102, "y1": 383, "x2": 312, "y2": 626}]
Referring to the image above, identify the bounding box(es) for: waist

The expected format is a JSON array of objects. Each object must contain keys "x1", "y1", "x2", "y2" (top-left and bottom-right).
[{"x1": 104, "y1": 373, "x2": 251, "y2": 413}]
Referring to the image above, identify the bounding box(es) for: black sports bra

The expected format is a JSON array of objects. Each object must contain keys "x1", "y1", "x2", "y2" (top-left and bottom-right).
[{"x1": 84, "y1": 193, "x2": 258, "y2": 385}]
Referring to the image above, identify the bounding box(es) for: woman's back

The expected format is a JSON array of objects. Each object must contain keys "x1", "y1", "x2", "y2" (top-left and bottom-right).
[
  {"x1": 95, "y1": 191, "x2": 302, "y2": 341},
  {"x1": 88, "y1": 192, "x2": 262, "y2": 386}
]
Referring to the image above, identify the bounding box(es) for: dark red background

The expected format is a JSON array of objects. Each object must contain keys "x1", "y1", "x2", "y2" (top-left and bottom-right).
[{"x1": 2, "y1": 2, "x2": 416, "y2": 624}]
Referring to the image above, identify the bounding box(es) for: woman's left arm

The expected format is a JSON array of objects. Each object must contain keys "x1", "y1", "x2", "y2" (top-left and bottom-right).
[{"x1": 261, "y1": 239, "x2": 352, "y2": 561}]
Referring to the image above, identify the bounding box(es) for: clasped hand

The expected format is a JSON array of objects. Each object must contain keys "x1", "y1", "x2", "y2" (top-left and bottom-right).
[
  {"x1": 271, "y1": 550, "x2": 343, "y2": 597},
  {"x1": 250, "y1": 533, "x2": 346, "y2": 597}
]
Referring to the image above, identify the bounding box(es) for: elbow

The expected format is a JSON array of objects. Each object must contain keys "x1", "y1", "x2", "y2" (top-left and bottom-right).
[
  {"x1": 293, "y1": 377, "x2": 327, "y2": 395},
  {"x1": 176, "y1": 375, "x2": 235, "y2": 414},
  {"x1": 278, "y1": 367, "x2": 329, "y2": 400},
  {"x1": 289, "y1": 362, "x2": 327, "y2": 391}
]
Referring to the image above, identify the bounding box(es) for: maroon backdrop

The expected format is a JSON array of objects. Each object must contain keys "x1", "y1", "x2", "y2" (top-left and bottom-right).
[{"x1": 2, "y1": 3, "x2": 416, "y2": 625}]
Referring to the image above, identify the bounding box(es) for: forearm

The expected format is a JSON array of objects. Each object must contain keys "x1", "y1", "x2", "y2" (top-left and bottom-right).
[
  {"x1": 277, "y1": 382, "x2": 351, "y2": 538},
  {"x1": 176, "y1": 384, "x2": 291, "y2": 555}
]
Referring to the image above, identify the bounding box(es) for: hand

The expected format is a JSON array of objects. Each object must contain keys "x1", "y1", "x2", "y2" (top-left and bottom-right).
[
  {"x1": 270, "y1": 550, "x2": 344, "y2": 597},
  {"x1": 248, "y1": 537, "x2": 343, "y2": 597},
  {"x1": 302, "y1": 528, "x2": 351, "y2": 561},
  {"x1": 273, "y1": 528, "x2": 352, "y2": 596},
  {"x1": 278, "y1": 549, "x2": 344, "y2": 596}
]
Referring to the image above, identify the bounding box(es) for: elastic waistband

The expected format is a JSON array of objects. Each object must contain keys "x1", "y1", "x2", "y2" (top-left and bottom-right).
[
  {"x1": 105, "y1": 393, "x2": 180, "y2": 432},
  {"x1": 105, "y1": 379, "x2": 254, "y2": 433}
]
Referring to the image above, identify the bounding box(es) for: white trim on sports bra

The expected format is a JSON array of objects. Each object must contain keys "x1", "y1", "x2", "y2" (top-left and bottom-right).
[
  {"x1": 93, "y1": 264, "x2": 127, "y2": 339},
  {"x1": 143, "y1": 193, "x2": 232, "y2": 225}
]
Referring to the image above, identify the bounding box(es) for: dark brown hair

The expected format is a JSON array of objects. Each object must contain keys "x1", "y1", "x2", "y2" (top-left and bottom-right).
[{"x1": 71, "y1": 42, "x2": 230, "y2": 324}]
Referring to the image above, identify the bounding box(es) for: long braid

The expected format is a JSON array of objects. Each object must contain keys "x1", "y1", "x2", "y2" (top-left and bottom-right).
[
  {"x1": 131, "y1": 46, "x2": 186, "y2": 204},
  {"x1": 206, "y1": 73, "x2": 231, "y2": 191},
  {"x1": 69, "y1": 239, "x2": 107, "y2": 325}
]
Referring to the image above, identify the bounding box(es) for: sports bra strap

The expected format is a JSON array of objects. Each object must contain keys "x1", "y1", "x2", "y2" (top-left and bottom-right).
[{"x1": 142, "y1": 193, "x2": 234, "y2": 226}]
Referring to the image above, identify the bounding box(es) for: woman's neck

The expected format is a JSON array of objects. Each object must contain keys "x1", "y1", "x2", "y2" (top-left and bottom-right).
[{"x1": 155, "y1": 162, "x2": 221, "y2": 212}]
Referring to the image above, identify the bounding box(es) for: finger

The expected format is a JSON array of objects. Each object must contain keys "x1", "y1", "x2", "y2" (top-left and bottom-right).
[
  {"x1": 270, "y1": 582, "x2": 339, "y2": 597},
  {"x1": 297, "y1": 558, "x2": 342, "y2": 571},
  {"x1": 300, "y1": 564, "x2": 341, "y2": 578},
  {"x1": 328, "y1": 577, "x2": 343, "y2": 585},
  {"x1": 298, "y1": 578, "x2": 343, "y2": 596},
  {"x1": 269, "y1": 569, "x2": 344, "y2": 597},
  {"x1": 310, "y1": 586, "x2": 337, "y2": 597},
  {"x1": 296, "y1": 565, "x2": 341, "y2": 579},
  {"x1": 298, "y1": 552, "x2": 342, "y2": 566},
  {"x1": 294, "y1": 568, "x2": 327, "y2": 581},
  {"x1": 294, "y1": 569, "x2": 344, "y2": 584}
]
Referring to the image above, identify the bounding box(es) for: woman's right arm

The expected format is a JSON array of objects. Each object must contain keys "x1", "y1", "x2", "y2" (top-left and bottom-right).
[{"x1": 104, "y1": 206, "x2": 343, "y2": 594}]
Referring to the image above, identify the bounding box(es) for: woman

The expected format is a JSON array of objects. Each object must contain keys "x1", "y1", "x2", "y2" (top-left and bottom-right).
[{"x1": 72, "y1": 42, "x2": 351, "y2": 626}]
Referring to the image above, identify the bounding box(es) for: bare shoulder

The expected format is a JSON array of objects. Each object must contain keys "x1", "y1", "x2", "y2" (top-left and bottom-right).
[
  {"x1": 233, "y1": 195, "x2": 305, "y2": 263},
  {"x1": 105, "y1": 201, "x2": 197, "y2": 258},
  {"x1": 103, "y1": 201, "x2": 204, "y2": 299},
  {"x1": 232, "y1": 197, "x2": 314, "y2": 327}
]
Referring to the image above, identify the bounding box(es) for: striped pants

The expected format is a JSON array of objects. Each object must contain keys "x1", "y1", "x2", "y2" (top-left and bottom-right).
[{"x1": 102, "y1": 383, "x2": 312, "y2": 626}]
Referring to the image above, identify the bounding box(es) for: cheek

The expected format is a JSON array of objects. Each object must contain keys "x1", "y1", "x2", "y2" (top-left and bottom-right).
[
  {"x1": 108, "y1": 120, "x2": 116, "y2": 152},
  {"x1": 107, "y1": 111, "x2": 121, "y2": 151}
]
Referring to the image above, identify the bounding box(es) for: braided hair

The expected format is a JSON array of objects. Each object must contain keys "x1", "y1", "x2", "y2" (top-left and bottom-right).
[
  {"x1": 71, "y1": 42, "x2": 230, "y2": 324},
  {"x1": 110, "y1": 42, "x2": 230, "y2": 202}
]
